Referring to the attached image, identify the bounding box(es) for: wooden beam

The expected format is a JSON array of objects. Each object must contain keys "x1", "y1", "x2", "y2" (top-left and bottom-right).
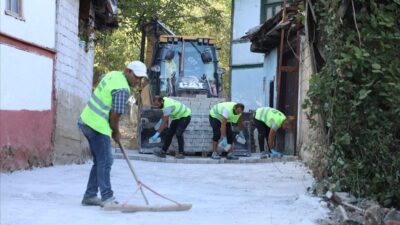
[{"x1": 281, "y1": 66, "x2": 297, "y2": 73}]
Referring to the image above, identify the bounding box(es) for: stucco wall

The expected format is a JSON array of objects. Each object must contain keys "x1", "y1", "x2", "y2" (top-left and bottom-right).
[
  {"x1": 52, "y1": 0, "x2": 94, "y2": 164},
  {"x1": 231, "y1": 0, "x2": 265, "y2": 66},
  {"x1": 263, "y1": 48, "x2": 278, "y2": 109},
  {"x1": 0, "y1": 45, "x2": 54, "y2": 170},
  {"x1": 0, "y1": 0, "x2": 56, "y2": 49},
  {"x1": 231, "y1": 66, "x2": 266, "y2": 111},
  {"x1": 232, "y1": 0, "x2": 261, "y2": 40},
  {"x1": 0, "y1": 45, "x2": 53, "y2": 110},
  {"x1": 231, "y1": 42, "x2": 264, "y2": 65},
  {"x1": 231, "y1": 0, "x2": 271, "y2": 111},
  {"x1": 231, "y1": 47, "x2": 277, "y2": 112},
  {"x1": 0, "y1": 1, "x2": 56, "y2": 171},
  {"x1": 297, "y1": 37, "x2": 327, "y2": 177}
]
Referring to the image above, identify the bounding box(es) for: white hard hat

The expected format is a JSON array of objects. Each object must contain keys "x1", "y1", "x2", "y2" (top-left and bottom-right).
[{"x1": 126, "y1": 61, "x2": 147, "y2": 78}]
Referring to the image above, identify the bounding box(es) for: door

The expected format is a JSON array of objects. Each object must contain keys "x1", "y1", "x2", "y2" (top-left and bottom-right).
[{"x1": 276, "y1": 51, "x2": 298, "y2": 155}]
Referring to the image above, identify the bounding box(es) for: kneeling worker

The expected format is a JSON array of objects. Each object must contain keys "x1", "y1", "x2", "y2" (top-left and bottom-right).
[
  {"x1": 150, "y1": 96, "x2": 191, "y2": 159},
  {"x1": 254, "y1": 107, "x2": 293, "y2": 158},
  {"x1": 209, "y1": 102, "x2": 245, "y2": 160}
]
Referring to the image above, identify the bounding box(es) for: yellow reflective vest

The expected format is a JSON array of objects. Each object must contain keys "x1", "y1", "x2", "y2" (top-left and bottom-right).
[
  {"x1": 162, "y1": 97, "x2": 191, "y2": 120},
  {"x1": 255, "y1": 107, "x2": 286, "y2": 130},
  {"x1": 209, "y1": 102, "x2": 241, "y2": 123},
  {"x1": 80, "y1": 71, "x2": 130, "y2": 136}
]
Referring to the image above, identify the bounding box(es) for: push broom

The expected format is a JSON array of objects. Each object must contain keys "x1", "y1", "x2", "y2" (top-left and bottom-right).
[{"x1": 103, "y1": 141, "x2": 192, "y2": 212}]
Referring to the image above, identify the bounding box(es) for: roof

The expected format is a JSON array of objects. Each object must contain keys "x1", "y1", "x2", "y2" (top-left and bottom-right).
[
  {"x1": 93, "y1": 0, "x2": 118, "y2": 29},
  {"x1": 241, "y1": 5, "x2": 302, "y2": 54}
]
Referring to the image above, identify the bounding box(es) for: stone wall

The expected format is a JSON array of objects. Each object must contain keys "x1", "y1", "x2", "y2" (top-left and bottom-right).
[
  {"x1": 52, "y1": 0, "x2": 94, "y2": 164},
  {"x1": 297, "y1": 36, "x2": 328, "y2": 179}
]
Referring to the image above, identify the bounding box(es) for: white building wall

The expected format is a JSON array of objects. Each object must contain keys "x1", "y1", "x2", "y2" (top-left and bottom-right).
[
  {"x1": 230, "y1": 0, "x2": 267, "y2": 108},
  {"x1": 232, "y1": 0, "x2": 261, "y2": 40},
  {"x1": 231, "y1": 42, "x2": 264, "y2": 65},
  {"x1": 264, "y1": 48, "x2": 278, "y2": 108},
  {"x1": 0, "y1": 0, "x2": 57, "y2": 170},
  {"x1": 230, "y1": 49, "x2": 277, "y2": 112},
  {"x1": 0, "y1": 44, "x2": 53, "y2": 110},
  {"x1": 231, "y1": 0, "x2": 264, "y2": 67},
  {"x1": 230, "y1": 0, "x2": 279, "y2": 111},
  {"x1": 0, "y1": 0, "x2": 56, "y2": 48},
  {"x1": 231, "y1": 67, "x2": 266, "y2": 111},
  {"x1": 52, "y1": 0, "x2": 94, "y2": 164},
  {"x1": 0, "y1": 0, "x2": 56, "y2": 111}
]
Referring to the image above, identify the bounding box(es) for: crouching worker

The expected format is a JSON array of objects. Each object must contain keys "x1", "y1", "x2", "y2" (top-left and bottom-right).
[
  {"x1": 209, "y1": 102, "x2": 245, "y2": 160},
  {"x1": 151, "y1": 96, "x2": 191, "y2": 159},
  {"x1": 254, "y1": 107, "x2": 293, "y2": 158}
]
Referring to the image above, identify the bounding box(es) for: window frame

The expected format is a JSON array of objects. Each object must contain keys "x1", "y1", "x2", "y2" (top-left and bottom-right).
[
  {"x1": 5, "y1": 0, "x2": 24, "y2": 20},
  {"x1": 260, "y1": 0, "x2": 292, "y2": 23}
]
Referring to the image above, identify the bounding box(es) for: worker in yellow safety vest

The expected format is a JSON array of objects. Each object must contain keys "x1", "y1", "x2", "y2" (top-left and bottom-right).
[
  {"x1": 78, "y1": 61, "x2": 147, "y2": 206},
  {"x1": 209, "y1": 102, "x2": 245, "y2": 160},
  {"x1": 151, "y1": 96, "x2": 191, "y2": 159},
  {"x1": 254, "y1": 107, "x2": 294, "y2": 158}
]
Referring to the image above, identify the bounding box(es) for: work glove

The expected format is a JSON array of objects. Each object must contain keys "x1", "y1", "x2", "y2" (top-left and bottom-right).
[
  {"x1": 235, "y1": 131, "x2": 246, "y2": 144},
  {"x1": 218, "y1": 137, "x2": 228, "y2": 149},
  {"x1": 271, "y1": 149, "x2": 282, "y2": 158},
  {"x1": 150, "y1": 132, "x2": 160, "y2": 142}
]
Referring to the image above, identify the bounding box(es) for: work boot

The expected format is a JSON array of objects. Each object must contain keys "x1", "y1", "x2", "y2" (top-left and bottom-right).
[
  {"x1": 226, "y1": 152, "x2": 239, "y2": 160},
  {"x1": 81, "y1": 196, "x2": 102, "y2": 206},
  {"x1": 260, "y1": 150, "x2": 270, "y2": 159},
  {"x1": 175, "y1": 152, "x2": 185, "y2": 159},
  {"x1": 211, "y1": 151, "x2": 221, "y2": 160},
  {"x1": 153, "y1": 149, "x2": 166, "y2": 158},
  {"x1": 100, "y1": 196, "x2": 118, "y2": 207}
]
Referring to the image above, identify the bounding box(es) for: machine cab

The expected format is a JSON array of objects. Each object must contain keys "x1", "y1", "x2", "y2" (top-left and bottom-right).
[{"x1": 149, "y1": 35, "x2": 222, "y2": 97}]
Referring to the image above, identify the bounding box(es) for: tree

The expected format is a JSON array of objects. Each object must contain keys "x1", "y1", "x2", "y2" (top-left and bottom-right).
[{"x1": 94, "y1": 0, "x2": 232, "y2": 92}]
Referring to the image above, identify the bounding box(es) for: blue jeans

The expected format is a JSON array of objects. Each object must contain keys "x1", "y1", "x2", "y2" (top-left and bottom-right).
[{"x1": 78, "y1": 121, "x2": 114, "y2": 201}]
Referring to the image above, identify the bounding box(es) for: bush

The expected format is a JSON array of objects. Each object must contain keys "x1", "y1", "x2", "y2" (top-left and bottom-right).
[{"x1": 305, "y1": 0, "x2": 400, "y2": 207}]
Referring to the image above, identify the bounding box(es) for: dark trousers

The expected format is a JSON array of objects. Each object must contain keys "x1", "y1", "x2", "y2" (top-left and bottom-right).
[
  {"x1": 162, "y1": 116, "x2": 191, "y2": 153},
  {"x1": 254, "y1": 118, "x2": 271, "y2": 152},
  {"x1": 209, "y1": 116, "x2": 234, "y2": 144}
]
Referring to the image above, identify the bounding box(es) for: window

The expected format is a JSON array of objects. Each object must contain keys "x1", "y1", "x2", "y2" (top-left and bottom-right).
[
  {"x1": 5, "y1": 0, "x2": 23, "y2": 18},
  {"x1": 260, "y1": 0, "x2": 292, "y2": 23}
]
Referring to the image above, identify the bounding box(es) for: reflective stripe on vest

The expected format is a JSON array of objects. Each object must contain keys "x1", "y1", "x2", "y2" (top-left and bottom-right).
[
  {"x1": 87, "y1": 100, "x2": 109, "y2": 121},
  {"x1": 255, "y1": 107, "x2": 271, "y2": 124},
  {"x1": 91, "y1": 93, "x2": 111, "y2": 112},
  {"x1": 80, "y1": 71, "x2": 130, "y2": 136},
  {"x1": 163, "y1": 97, "x2": 191, "y2": 120},
  {"x1": 255, "y1": 107, "x2": 286, "y2": 129},
  {"x1": 209, "y1": 102, "x2": 241, "y2": 123},
  {"x1": 212, "y1": 105, "x2": 220, "y2": 120}
]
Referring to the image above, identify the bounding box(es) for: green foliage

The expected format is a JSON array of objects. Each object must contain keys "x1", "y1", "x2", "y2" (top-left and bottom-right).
[
  {"x1": 94, "y1": 0, "x2": 232, "y2": 92},
  {"x1": 305, "y1": 0, "x2": 400, "y2": 207},
  {"x1": 93, "y1": 24, "x2": 140, "y2": 83}
]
